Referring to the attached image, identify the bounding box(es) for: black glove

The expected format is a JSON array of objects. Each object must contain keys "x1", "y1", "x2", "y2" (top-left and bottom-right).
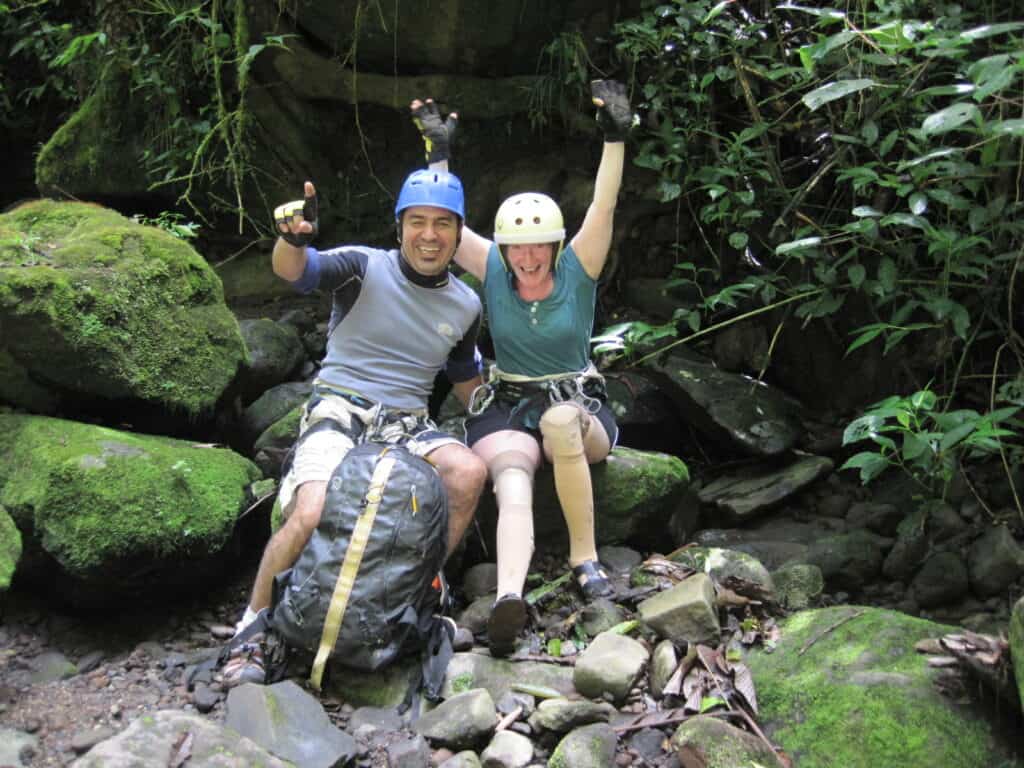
[
  {"x1": 591, "y1": 79, "x2": 637, "y2": 143},
  {"x1": 411, "y1": 100, "x2": 458, "y2": 164},
  {"x1": 273, "y1": 188, "x2": 318, "y2": 247}
]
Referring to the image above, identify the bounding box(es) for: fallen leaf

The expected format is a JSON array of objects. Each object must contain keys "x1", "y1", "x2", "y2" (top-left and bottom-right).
[{"x1": 168, "y1": 731, "x2": 194, "y2": 768}]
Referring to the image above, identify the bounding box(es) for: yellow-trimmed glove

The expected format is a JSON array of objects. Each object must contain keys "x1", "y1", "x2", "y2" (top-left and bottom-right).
[
  {"x1": 411, "y1": 99, "x2": 458, "y2": 164},
  {"x1": 591, "y1": 79, "x2": 638, "y2": 143},
  {"x1": 273, "y1": 188, "x2": 318, "y2": 247}
]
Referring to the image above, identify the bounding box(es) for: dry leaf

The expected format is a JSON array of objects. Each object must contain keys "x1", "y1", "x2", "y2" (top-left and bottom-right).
[
  {"x1": 168, "y1": 731, "x2": 194, "y2": 768},
  {"x1": 732, "y1": 662, "x2": 758, "y2": 715}
]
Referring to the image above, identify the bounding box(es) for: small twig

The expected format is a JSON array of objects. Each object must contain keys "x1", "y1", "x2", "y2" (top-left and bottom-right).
[
  {"x1": 613, "y1": 708, "x2": 746, "y2": 734},
  {"x1": 508, "y1": 653, "x2": 576, "y2": 666},
  {"x1": 798, "y1": 609, "x2": 866, "y2": 656},
  {"x1": 494, "y1": 705, "x2": 523, "y2": 732},
  {"x1": 237, "y1": 489, "x2": 278, "y2": 521}
]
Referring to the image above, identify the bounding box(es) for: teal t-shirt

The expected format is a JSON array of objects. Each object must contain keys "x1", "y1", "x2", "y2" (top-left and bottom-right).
[{"x1": 483, "y1": 242, "x2": 596, "y2": 377}]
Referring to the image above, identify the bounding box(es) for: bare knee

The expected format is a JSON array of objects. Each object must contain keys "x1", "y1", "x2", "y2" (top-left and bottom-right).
[
  {"x1": 431, "y1": 444, "x2": 488, "y2": 501},
  {"x1": 285, "y1": 481, "x2": 326, "y2": 536}
]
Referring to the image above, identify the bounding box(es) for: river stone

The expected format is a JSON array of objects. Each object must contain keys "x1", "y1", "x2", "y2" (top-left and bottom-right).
[
  {"x1": 637, "y1": 573, "x2": 720, "y2": 647},
  {"x1": 386, "y1": 734, "x2": 431, "y2": 768},
  {"x1": 645, "y1": 350, "x2": 803, "y2": 457},
  {"x1": 548, "y1": 723, "x2": 617, "y2": 768},
  {"x1": 0, "y1": 504, "x2": 21, "y2": 591},
  {"x1": 414, "y1": 688, "x2": 496, "y2": 750},
  {"x1": 463, "y1": 563, "x2": 499, "y2": 601},
  {"x1": 574, "y1": 632, "x2": 650, "y2": 703},
  {"x1": 0, "y1": 727, "x2": 38, "y2": 767},
  {"x1": 668, "y1": 547, "x2": 775, "y2": 598},
  {"x1": 348, "y1": 705, "x2": 406, "y2": 734},
  {"x1": 253, "y1": 403, "x2": 304, "y2": 478},
  {"x1": 911, "y1": 551, "x2": 969, "y2": 608},
  {"x1": 480, "y1": 729, "x2": 533, "y2": 768},
  {"x1": 0, "y1": 413, "x2": 260, "y2": 593},
  {"x1": 457, "y1": 594, "x2": 496, "y2": 635},
  {"x1": 967, "y1": 525, "x2": 1024, "y2": 598},
  {"x1": 225, "y1": 680, "x2": 358, "y2": 768},
  {"x1": 597, "y1": 545, "x2": 643, "y2": 573},
  {"x1": 28, "y1": 650, "x2": 77, "y2": 684},
  {"x1": 847, "y1": 501, "x2": 902, "y2": 535},
  {"x1": 439, "y1": 752, "x2": 483, "y2": 768},
  {"x1": 1011, "y1": 596, "x2": 1024, "y2": 716},
  {"x1": 578, "y1": 598, "x2": 627, "y2": 638},
  {"x1": 327, "y1": 655, "x2": 421, "y2": 708},
  {"x1": 770, "y1": 563, "x2": 824, "y2": 610},
  {"x1": 883, "y1": 508, "x2": 931, "y2": 582},
  {"x1": 670, "y1": 715, "x2": 778, "y2": 767},
  {"x1": 745, "y1": 606, "x2": 1023, "y2": 768},
  {"x1": 0, "y1": 200, "x2": 246, "y2": 418},
  {"x1": 441, "y1": 652, "x2": 576, "y2": 702},
  {"x1": 603, "y1": 369, "x2": 686, "y2": 454},
  {"x1": 236, "y1": 319, "x2": 306, "y2": 404},
  {"x1": 805, "y1": 529, "x2": 888, "y2": 591},
  {"x1": 69, "y1": 709, "x2": 290, "y2": 767},
  {"x1": 696, "y1": 455, "x2": 833, "y2": 523},
  {"x1": 649, "y1": 639, "x2": 679, "y2": 699},
  {"x1": 239, "y1": 381, "x2": 312, "y2": 446},
  {"x1": 527, "y1": 698, "x2": 614, "y2": 734}
]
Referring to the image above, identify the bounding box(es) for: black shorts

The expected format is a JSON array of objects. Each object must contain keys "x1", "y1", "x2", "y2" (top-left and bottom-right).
[{"x1": 465, "y1": 396, "x2": 619, "y2": 448}]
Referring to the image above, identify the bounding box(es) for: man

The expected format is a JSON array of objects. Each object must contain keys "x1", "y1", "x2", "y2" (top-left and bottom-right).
[{"x1": 223, "y1": 171, "x2": 488, "y2": 686}]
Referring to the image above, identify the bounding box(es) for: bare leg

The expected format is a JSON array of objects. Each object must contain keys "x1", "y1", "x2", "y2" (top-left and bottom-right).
[
  {"x1": 248, "y1": 480, "x2": 326, "y2": 612},
  {"x1": 427, "y1": 442, "x2": 488, "y2": 558}
]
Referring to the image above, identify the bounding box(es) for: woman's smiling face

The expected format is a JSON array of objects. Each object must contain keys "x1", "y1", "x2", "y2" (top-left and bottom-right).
[{"x1": 506, "y1": 243, "x2": 555, "y2": 294}]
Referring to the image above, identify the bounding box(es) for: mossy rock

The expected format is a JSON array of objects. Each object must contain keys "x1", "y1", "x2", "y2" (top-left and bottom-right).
[
  {"x1": 1011, "y1": 596, "x2": 1024, "y2": 716},
  {"x1": 0, "y1": 504, "x2": 22, "y2": 591},
  {"x1": 745, "y1": 606, "x2": 1023, "y2": 768},
  {"x1": 0, "y1": 413, "x2": 261, "y2": 592},
  {"x1": 0, "y1": 200, "x2": 247, "y2": 417}
]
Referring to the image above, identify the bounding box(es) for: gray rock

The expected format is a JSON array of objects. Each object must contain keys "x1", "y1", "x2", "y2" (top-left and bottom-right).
[
  {"x1": 770, "y1": 563, "x2": 824, "y2": 610},
  {"x1": 968, "y1": 525, "x2": 1024, "y2": 598},
  {"x1": 69, "y1": 709, "x2": 289, "y2": 767},
  {"x1": 578, "y1": 598, "x2": 628, "y2": 638},
  {"x1": 28, "y1": 650, "x2": 78, "y2": 684},
  {"x1": 0, "y1": 727, "x2": 38, "y2": 768},
  {"x1": 71, "y1": 727, "x2": 118, "y2": 755},
  {"x1": 573, "y1": 632, "x2": 649, "y2": 703},
  {"x1": 441, "y1": 652, "x2": 575, "y2": 702},
  {"x1": 646, "y1": 350, "x2": 803, "y2": 457},
  {"x1": 637, "y1": 573, "x2": 720, "y2": 646},
  {"x1": 439, "y1": 752, "x2": 483, "y2": 768},
  {"x1": 668, "y1": 547, "x2": 775, "y2": 598},
  {"x1": 236, "y1": 318, "x2": 306, "y2": 403},
  {"x1": 414, "y1": 688, "x2": 497, "y2": 751},
  {"x1": 603, "y1": 370, "x2": 686, "y2": 455},
  {"x1": 912, "y1": 551, "x2": 969, "y2": 608},
  {"x1": 649, "y1": 639, "x2": 679, "y2": 699},
  {"x1": 191, "y1": 682, "x2": 220, "y2": 714},
  {"x1": 239, "y1": 381, "x2": 312, "y2": 445},
  {"x1": 598, "y1": 545, "x2": 643, "y2": 574},
  {"x1": 627, "y1": 728, "x2": 666, "y2": 762},
  {"x1": 326, "y1": 655, "x2": 421, "y2": 708},
  {"x1": 527, "y1": 698, "x2": 614, "y2": 734},
  {"x1": 496, "y1": 691, "x2": 536, "y2": 718},
  {"x1": 670, "y1": 714, "x2": 778, "y2": 767},
  {"x1": 348, "y1": 705, "x2": 406, "y2": 733},
  {"x1": 883, "y1": 508, "x2": 930, "y2": 581},
  {"x1": 480, "y1": 730, "x2": 533, "y2": 768},
  {"x1": 464, "y1": 563, "x2": 499, "y2": 602},
  {"x1": 386, "y1": 734, "x2": 431, "y2": 768},
  {"x1": 547, "y1": 723, "x2": 617, "y2": 768},
  {"x1": 697, "y1": 455, "x2": 833, "y2": 523},
  {"x1": 225, "y1": 680, "x2": 358, "y2": 768},
  {"x1": 817, "y1": 493, "x2": 852, "y2": 518},
  {"x1": 847, "y1": 502, "x2": 902, "y2": 535},
  {"x1": 1011, "y1": 596, "x2": 1024, "y2": 716},
  {"x1": 806, "y1": 530, "x2": 888, "y2": 591},
  {"x1": 458, "y1": 594, "x2": 497, "y2": 635}
]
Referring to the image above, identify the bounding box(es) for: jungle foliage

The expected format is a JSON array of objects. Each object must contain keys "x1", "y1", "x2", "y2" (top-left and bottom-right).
[{"x1": 597, "y1": 0, "x2": 1023, "y2": 504}]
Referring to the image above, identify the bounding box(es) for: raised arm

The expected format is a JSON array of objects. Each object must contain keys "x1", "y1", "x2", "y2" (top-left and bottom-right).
[
  {"x1": 569, "y1": 80, "x2": 635, "y2": 280},
  {"x1": 412, "y1": 98, "x2": 491, "y2": 282},
  {"x1": 272, "y1": 181, "x2": 318, "y2": 281}
]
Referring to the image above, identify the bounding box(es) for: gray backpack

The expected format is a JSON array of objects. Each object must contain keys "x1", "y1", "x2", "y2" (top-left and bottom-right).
[{"x1": 270, "y1": 441, "x2": 450, "y2": 691}]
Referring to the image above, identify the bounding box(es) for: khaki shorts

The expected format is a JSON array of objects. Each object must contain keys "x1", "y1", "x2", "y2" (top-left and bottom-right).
[{"x1": 277, "y1": 389, "x2": 459, "y2": 517}]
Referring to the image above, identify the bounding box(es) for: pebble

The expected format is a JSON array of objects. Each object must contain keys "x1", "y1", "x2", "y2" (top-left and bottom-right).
[
  {"x1": 70, "y1": 726, "x2": 118, "y2": 754},
  {"x1": 192, "y1": 682, "x2": 220, "y2": 714}
]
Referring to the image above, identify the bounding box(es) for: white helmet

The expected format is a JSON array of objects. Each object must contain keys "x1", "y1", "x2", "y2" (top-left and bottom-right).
[{"x1": 493, "y1": 193, "x2": 565, "y2": 246}]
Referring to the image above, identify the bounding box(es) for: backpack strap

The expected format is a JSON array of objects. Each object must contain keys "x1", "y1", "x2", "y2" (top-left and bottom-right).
[
  {"x1": 309, "y1": 447, "x2": 397, "y2": 691},
  {"x1": 398, "y1": 613, "x2": 455, "y2": 718}
]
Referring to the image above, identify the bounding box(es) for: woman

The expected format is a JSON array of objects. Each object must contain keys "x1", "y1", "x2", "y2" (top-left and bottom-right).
[{"x1": 412, "y1": 80, "x2": 634, "y2": 655}]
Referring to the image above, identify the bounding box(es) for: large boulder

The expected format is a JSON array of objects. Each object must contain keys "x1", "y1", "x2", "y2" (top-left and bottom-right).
[
  {"x1": 0, "y1": 413, "x2": 261, "y2": 595},
  {"x1": 0, "y1": 504, "x2": 21, "y2": 592},
  {"x1": 0, "y1": 200, "x2": 247, "y2": 420},
  {"x1": 1011, "y1": 596, "x2": 1024, "y2": 716},
  {"x1": 745, "y1": 606, "x2": 1022, "y2": 768}
]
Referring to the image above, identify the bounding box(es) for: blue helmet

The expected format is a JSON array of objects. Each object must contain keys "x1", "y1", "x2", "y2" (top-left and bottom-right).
[{"x1": 394, "y1": 169, "x2": 466, "y2": 221}]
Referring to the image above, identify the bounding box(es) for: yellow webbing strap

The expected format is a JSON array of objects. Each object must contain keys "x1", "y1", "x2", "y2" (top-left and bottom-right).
[{"x1": 309, "y1": 451, "x2": 397, "y2": 691}]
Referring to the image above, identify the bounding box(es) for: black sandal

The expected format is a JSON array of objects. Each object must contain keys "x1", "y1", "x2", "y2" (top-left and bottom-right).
[
  {"x1": 572, "y1": 560, "x2": 613, "y2": 600},
  {"x1": 487, "y1": 593, "x2": 527, "y2": 658}
]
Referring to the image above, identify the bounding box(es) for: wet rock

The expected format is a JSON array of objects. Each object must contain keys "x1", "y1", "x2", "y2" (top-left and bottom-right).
[
  {"x1": 479, "y1": 729, "x2": 533, "y2": 767},
  {"x1": 495, "y1": 691, "x2": 535, "y2": 718},
  {"x1": 1010, "y1": 596, "x2": 1024, "y2": 715},
  {"x1": 649, "y1": 639, "x2": 679, "y2": 699},
  {"x1": 236, "y1": 319, "x2": 306, "y2": 405},
  {"x1": 911, "y1": 551, "x2": 969, "y2": 608},
  {"x1": 603, "y1": 370, "x2": 686, "y2": 454},
  {"x1": 348, "y1": 705, "x2": 406, "y2": 733},
  {"x1": 578, "y1": 598, "x2": 628, "y2": 638},
  {"x1": 414, "y1": 688, "x2": 496, "y2": 751},
  {"x1": 527, "y1": 698, "x2": 614, "y2": 734},
  {"x1": 239, "y1": 381, "x2": 312, "y2": 446},
  {"x1": 76, "y1": 650, "x2": 105, "y2": 675},
  {"x1": 69, "y1": 709, "x2": 289, "y2": 767},
  {"x1": 440, "y1": 652, "x2": 575, "y2": 702},
  {"x1": 573, "y1": 632, "x2": 650, "y2": 704},
  {"x1": 225, "y1": 680, "x2": 358, "y2": 768},
  {"x1": 386, "y1": 734, "x2": 431, "y2": 768},
  {"x1": 192, "y1": 682, "x2": 220, "y2": 714},
  {"x1": 0, "y1": 727, "x2": 38, "y2": 767},
  {"x1": 967, "y1": 525, "x2": 1024, "y2": 598},
  {"x1": 457, "y1": 594, "x2": 496, "y2": 636},
  {"x1": 439, "y1": 751, "x2": 483, "y2": 768},
  {"x1": 637, "y1": 573, "x2": 720, "y2": 646},
  {"x1": 548, "y1": 723, "x2": 617, "y2": 768},
  {"x1": 883, "y1": 509, "x2": 930, "y2": 582},
  {"x1": 696, "y1": 455, "x2": 833, "y2": 524},
  {"x1": 770, "y1": 563, "x2": 824, "y2": 610},
  {"x1": 70, "y1": 726, "x2": 118, "y2": 755},
  {"x1": 847, "y1": 502, "x2": 902, "y2": 536},
  {"x1": 628, "y1": 728, "x2": 667, "y2": 762},
  {"x1": 817, "y1": 492, "x2": 852, "y2": 518},
  {"x1": 598, "y1": 545, "x2": 643, "y2": 574},
  {"x1": 463, "y1": 563, "x2": 499, "y2": 602},
  {"x1": 28, "y1": 651, "x2": 78, "y2": 684},
  {"x1": 806, "y1": 530, "x2": 888, "y2": 591},
  {"x1": 671, "y1": 715, "x2": 778, "y2": 767},
  {"x1": 328, "y1": 656, "x2": 424, "y2": 708}
]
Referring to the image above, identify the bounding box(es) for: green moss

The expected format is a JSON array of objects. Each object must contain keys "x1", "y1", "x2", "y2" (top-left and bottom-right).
[
  {"x1": 746, "y1": 606, "x2": 1021, "y2": 768},
  {"x1": 0, "y1": 200, "x2": 246, "y2": 415},
  {"x1": 0, "y1": 413, "x2": 260, "y2": 580},
  {"x1": 450, "y1": 673, "x2": 475, "y2": 695},
  {"x1": 0, "y1": 505, "x2": 22, "y2": 590}
]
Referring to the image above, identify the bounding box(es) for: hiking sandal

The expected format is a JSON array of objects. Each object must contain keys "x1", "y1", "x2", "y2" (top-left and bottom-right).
[
  {"x1": 572, "y1": 560, "x2": 613, "y2": 600},
  {"x1": 487, "y1": 593, "x2": 528, "y2": 658}
]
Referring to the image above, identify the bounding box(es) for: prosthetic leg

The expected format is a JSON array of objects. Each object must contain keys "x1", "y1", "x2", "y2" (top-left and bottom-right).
[
  {"x1": 488, "y1": 450, "x2": 534, "y2": 656},
  {"x1": 540, "y1": 403, "x2": 611, "y2": 599}
]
